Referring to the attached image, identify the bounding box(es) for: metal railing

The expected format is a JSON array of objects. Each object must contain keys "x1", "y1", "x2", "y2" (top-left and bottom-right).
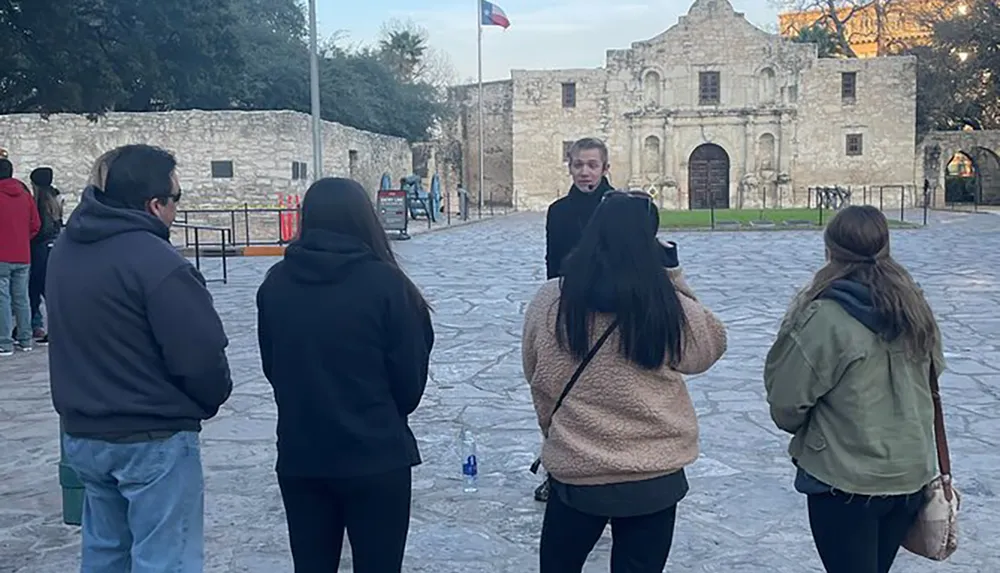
[
  {"x1": 175, "y1": 199, "x2": 515, "y2": 247},
  {"x1": 173, "y1": 223, "x2": 231, "y2": 284},
  {"x1": 685, "y1": 184, "x2": 929, "y2": 230},
  {"x1": 808, "y1": 185, "x2": 927, "y2": 226}
]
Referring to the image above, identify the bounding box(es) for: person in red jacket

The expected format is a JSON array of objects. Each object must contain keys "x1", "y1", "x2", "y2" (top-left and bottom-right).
[{"x1": 0, "y1": 158, "x2": 41, "y2": 356}]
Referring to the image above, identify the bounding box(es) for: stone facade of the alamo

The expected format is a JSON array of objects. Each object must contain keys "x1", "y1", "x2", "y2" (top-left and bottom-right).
[
  {"x1": 447, "y1": 0, "x2": 919, "y2": 211},
  {"x1": 0, "y1": 110, "x2": 413, "y2": 211}
]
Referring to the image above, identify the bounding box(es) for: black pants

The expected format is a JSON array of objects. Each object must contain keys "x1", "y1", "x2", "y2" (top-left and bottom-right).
[
  {"x1": 539, "y1": 490, "x2": 677, "y2": 573},
  {"x1": 28, "y1": 242, "x2": 49, "y2": 329},
  {"x1": 278, "y1": 468, "x2": 412, "y2": 573},
  {"x1": 808, "y1": 491, "x2": 923, "y2": 573}
]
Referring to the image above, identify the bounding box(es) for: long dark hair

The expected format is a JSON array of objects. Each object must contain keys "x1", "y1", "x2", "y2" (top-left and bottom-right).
[
  {"x1": 299, "y1": 177, "x2": 430, "y2": 313},
  {"x1": 794, "y1": 205, "x2": 937, "y2": 356},
  {"x1": 30, "y1": 168, "x2": 62, "y2": 223},
  {"x1": 556, "y1": 193, "x2": 686, "y2": 369}
]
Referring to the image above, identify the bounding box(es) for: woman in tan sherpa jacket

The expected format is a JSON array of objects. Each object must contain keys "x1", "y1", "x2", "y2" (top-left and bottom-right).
[{"x1": 523, "y1": 191, "x2": 727, "y2": 573}]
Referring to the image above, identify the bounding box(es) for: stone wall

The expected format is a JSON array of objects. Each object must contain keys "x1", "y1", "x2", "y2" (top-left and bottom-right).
[
  {"x1": 510, "y1": 69, "x2": 608, "y2": 210},
  {"x1": 0, "y1": 110, "x2": 412, "y2": 212},
  {"x1": 794, "y1": 56, "x2": 917, "y2": 196},
  {"x1": 446, "y1": 80, "x2": 513, "y2": 207}
]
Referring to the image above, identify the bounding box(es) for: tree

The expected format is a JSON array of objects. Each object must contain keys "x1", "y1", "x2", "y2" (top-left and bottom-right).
[
  {"x1": 791, "y1": 23, "x2": 844, "y2": 57},
  {"x1": 912, "y1": 0, "x2": 1000, "y2": 134},
  {"x1": 775, "y1": 0, "x2": 862, "y2": 57},
  {"x1": 377, "y1": 19, "x2": 456, "y2": 88},
  {"x1": 1, "y1": 1, "x2": 449, "y2": 141},
  {"x1": 775, "y1": 0, "x2": 929, "y2": 57},
  {"x1": 228, "y1": 0, "x2": 309, "y2": 110},
  {"x1": 1, "y1": 0, "x2": 127, "y2": 113},
  {"x1": 0, "y1": 0, "x2": 245, "y2": 114}
]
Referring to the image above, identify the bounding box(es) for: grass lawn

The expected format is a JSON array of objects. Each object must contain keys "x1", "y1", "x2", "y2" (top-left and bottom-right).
[
  {"x1": 658, "y1": 208, "x2": 821, "y2": 228},
  {"x1": 658, "y1": 208, "x2": 918, "y2": 229}
]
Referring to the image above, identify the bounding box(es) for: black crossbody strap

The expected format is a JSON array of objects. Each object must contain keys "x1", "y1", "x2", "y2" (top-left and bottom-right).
[
  {"x1": 529, "y1": 320, "x2": 618, "y2": 475},
  {"x1": 549, "y1": 320, "x2": 619, "y2": 420}
]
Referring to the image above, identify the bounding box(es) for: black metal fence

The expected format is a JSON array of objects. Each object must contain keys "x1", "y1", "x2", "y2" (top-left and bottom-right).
[
  {"x1": 808, "y1": 184, "x2": 929, "y2": 227},
  {"x1": 173, "y1": 199, "x2": 514, "y2": 249},
  {"x1": 691, "y1": 184, "x2": 930, "y2": 230},
  {"x1": 173, "y1": 223, "x2": 231, "y2": 284}
]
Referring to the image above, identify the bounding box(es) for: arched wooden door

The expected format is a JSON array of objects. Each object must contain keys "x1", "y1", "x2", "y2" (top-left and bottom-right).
[{"x1": 688, "y1": 144, "x2": 730, "y2": 209}]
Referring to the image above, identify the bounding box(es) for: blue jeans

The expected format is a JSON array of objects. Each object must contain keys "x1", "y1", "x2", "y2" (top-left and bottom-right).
[
  {"x1": 62, "y1": 431, "x2": 205, "y2": 573},
  {"x1": 0, "y1": 262, "x2": 31, "y2": 351}
]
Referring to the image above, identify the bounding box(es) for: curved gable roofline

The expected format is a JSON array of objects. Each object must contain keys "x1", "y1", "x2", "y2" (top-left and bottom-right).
[{"x1": 629, "y1": 0, "x2": 774, "y2": 49}]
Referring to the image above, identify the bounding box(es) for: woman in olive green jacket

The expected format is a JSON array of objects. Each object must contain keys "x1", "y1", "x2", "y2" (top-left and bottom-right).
[{"x1": 764, "y1": 205, "x2": 944, "y2": 573}]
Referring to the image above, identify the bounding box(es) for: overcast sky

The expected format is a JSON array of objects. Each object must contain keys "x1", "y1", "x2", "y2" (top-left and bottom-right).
[{"x1": 317, "y1": 0, "x2": 782, "y2": 83}]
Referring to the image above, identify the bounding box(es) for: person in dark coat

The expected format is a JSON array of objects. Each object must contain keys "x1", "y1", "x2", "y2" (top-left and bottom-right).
[
  {"x1": 256, "y1": 177, "x2": 434, "y2": 573},
  {"x1": 545, "y1": 137, "x2": 615, "y2": 280},
  {"x1": 28, "y1": 167, "x2": 63, "y2": 343},
  {"x1": 537, "y1": 138, "x2": 616, "y2": 501},
  {"x1": 48, "y1": 145, "x2": 232, "y2": 571}
]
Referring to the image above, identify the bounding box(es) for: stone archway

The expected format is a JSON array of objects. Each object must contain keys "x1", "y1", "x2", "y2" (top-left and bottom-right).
[
  {"x1": 688, "y1": 143, "x2": 730, "y2": 209},
  {"x1": 918, "y1": 130, "x2": 1000, "y2": 206},
  {"x1": 966, "y1": 147, "x2": 1000, "y2": 205}
]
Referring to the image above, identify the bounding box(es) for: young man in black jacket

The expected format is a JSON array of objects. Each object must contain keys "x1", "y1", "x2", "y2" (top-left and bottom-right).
[
  {"x1": 538, "y1": 144, "x2": 679, "y2": 502},
  {"x1": 545, "y1": 137, "x2": 615, "y2": 280},
  {"x1": 536, "y1": 137, "x2": 613, "y2": 502}
]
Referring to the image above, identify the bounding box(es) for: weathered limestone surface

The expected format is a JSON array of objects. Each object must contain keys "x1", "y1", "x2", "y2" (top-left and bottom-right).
[
  {"x1": 445, "y1": 81, "x2": 514, "y2": 207},
  {"x1": 0, "y1": 110, "x2": 413, "y2": 212},
  {"x1": 448, "y1": 0, "x2": 918, "y2": 212},
  {"x1": 1, "y1": 211, "x2": 998, "y2": 572}
]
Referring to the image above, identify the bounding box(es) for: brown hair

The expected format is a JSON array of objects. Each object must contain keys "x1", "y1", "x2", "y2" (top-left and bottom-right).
[
  {"x1": 567, "y1": 137, "x2": 609, "y2": 165},
  {"x1": 794, "y1": 205, "x2": 938, "y2": 357}
]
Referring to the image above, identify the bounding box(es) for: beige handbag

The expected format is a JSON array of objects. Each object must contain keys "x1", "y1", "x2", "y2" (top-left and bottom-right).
[{"x1": 902, "y1": 363, "x2": 960, "y2": 560}]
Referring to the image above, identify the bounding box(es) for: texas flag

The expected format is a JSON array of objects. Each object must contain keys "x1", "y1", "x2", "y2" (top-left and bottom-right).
[{"x1": 481, "y1": 0, "x2": 510, "y2": 29}]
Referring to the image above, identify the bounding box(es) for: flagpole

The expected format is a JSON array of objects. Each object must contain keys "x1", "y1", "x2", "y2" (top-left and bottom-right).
[
  {"x1": 308, "y1": 0, "x2": 322, "y2": 180},
  {"x1": 477, "y1": 0, "x2": 485, "y2": 218}
]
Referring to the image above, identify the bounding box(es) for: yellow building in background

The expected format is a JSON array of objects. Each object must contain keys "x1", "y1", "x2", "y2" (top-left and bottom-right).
[{"x1": 779, "y1": 0, "x2": 963, "y2": 57}]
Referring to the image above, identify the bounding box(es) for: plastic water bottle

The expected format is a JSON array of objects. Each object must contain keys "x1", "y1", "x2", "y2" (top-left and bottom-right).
[{"x1": 460, "y1": 428, "x2": 478, "y2": 492}]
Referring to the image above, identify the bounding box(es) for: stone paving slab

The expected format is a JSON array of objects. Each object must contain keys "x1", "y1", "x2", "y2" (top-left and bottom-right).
[{"x1": 1, "y1": 210, "x2": 998, "y2": 572}]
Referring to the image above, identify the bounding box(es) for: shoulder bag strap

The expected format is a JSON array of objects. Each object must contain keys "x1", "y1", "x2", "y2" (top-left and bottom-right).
[
  {"x1": 529, "y1": 320, "x2": 618, "y2": 475},
  {"x1": 549, "y1": 320, "x2": 618, "y2": 420},
  {"x1": 531, "y1": 319, "x2": 618, "y2": 474},
  {"x1": 929, "y1": 362, "x2": 955, "y2": 499}
]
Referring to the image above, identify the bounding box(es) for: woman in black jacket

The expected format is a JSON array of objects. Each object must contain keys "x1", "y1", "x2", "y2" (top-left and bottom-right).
[
  {"x1": 28, "y1": 167, "x2": 62, "y2": 342},
  {"x1": 256, "y1": 177, "x2": 434, "y2": 573}
]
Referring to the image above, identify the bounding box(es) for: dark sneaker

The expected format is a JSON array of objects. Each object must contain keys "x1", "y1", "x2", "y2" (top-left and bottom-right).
[
  {"x1": 33, "y1": 330, "x2": 48, "y2": 345},
  {"x1": 0, "y1": 348, "x2": 12, "y2": 357},
  {"x1": 14, "y1": 343, "x2": 32, "y2": 352}
]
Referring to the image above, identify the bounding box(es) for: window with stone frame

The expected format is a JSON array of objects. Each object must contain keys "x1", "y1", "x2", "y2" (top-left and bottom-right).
[
  {"x1": 211, "y1": 160, "x2": 234, "y2": 178},
  {"x1": 699, "y1": 71, "x2": 721, "y2": 105},
  {"x1": 841, "y1": 72, "x2": 857, "y2": 103},
  {"x1": 846, "y1": 133, "x2": 864, "y2": 156},
  {"x1": 562, "y1": 141, "x2": 574, "y2": 162},
  {"x1": 561, "y1": 83, "x2": 576, "y2": 108},
  {"x1": 291, "y1": 161, "x2": 307, "y2": 180}
]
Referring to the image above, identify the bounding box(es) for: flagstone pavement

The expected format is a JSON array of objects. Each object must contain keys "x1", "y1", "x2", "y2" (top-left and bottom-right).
[{"x1": 2, "y1": 210, "x2": 998, "y2": 572}]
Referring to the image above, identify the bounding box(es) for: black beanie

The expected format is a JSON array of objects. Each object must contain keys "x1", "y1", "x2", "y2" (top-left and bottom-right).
[{"x1": 30, "y1": 167, "x2": 53, "y2": 187}]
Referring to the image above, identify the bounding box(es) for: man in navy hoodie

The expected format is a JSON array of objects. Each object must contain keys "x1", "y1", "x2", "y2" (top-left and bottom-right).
[{"x1": 47, "y1": 144, "x2": 232, "y2": 572}]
